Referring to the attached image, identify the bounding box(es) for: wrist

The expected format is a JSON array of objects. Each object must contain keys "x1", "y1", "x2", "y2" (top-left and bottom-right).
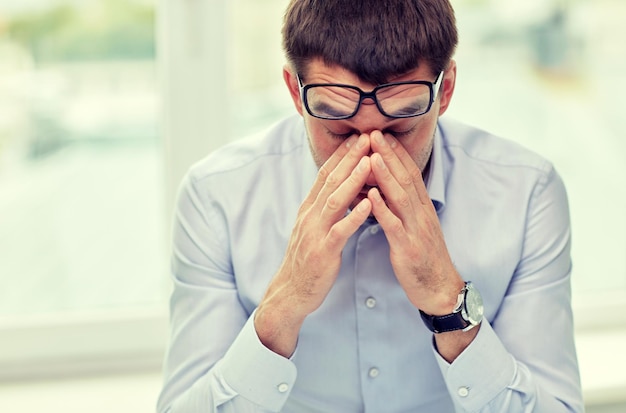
[
  {"x1": 434, "y1": 323, "x2": 481, "y2": 363},
  {"x1": 255, "y1": 291, "x2": 306, "y2": 358},
  {"x1": 419, "y1": 281, "x2": 484, "y2": 334},
  {"x1": 420, "y1": 278, "x2": 466, "y2": 316}
]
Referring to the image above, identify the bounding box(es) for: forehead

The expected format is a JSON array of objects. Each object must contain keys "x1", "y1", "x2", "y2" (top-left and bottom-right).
[{"x1": 302, "y1": 58, "x2": 434, "y2": 88}]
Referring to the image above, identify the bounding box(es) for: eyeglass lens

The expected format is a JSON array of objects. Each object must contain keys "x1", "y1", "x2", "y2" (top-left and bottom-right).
[{"x1": 305, "y1": 83, "x2": 432, "y2": 119}]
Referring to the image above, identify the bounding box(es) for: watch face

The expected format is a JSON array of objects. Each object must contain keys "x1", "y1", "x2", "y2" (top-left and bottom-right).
[{"x1": 464, "y1": 283, "x2": 484, "y2": 325}]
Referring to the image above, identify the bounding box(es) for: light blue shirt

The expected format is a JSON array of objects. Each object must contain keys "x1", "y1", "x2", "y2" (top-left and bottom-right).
[{"x1": 157, "y1": 115, "x2": 583, "y2": 413}]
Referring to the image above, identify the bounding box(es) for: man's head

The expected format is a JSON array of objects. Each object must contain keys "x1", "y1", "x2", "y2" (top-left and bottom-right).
[
  {"x1": 282, "y1": 0, "x2": 458, "y2": 209},
  {"x1": 282, "y1": 0, "x2": 458, "y2": 84}
]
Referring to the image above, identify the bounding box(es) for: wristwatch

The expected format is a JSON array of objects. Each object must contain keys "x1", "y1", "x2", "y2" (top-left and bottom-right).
[{"x1": 419, "y1": 281, "x2": 484, "y2": 333}]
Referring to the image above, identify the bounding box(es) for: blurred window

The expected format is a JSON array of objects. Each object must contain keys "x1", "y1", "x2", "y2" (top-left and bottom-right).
[
  {"x1": 0, "y1": 0, "x2": 166, "y2": 376},
  {"x1": 446, "y1": 0, "x2": 626, "y2": 301}
]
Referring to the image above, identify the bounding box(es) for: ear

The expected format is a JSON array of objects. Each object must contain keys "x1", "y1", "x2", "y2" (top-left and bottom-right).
[
  {"x1": 283, "y1": 65, "x2": 304, "y2": 116},
  {"x1": 437, "y1": 59, "x2": 456, "y2": 117}
]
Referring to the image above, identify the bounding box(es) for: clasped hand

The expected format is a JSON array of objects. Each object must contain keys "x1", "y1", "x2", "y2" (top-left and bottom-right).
[{"x1": 255, "y1": 131, "x2": 463, "y2": 357}]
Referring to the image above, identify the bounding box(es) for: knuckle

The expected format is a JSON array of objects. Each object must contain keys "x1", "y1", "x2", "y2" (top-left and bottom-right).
[
  {"x1": 326, "y1": 194, "x2": 340, "y2": 210},
  {"x1": 325, "y1": 171, "x2": 339, "y2": 186},
  {"x1": 296, "y1": 211, "x2": 316, "y2": 229},
  {"x1": 399, "y1": 173, "x2": 413, "y2": 187},
  {"x1": 389, "y1": 217, "x2": 404, "y2": 233},
  {"x1": 326, "y1": 225, "x2": 345, "y2": 245},
  {"x1": 395, "y1": 193, "x2": 411, "y2": 208},
  {"x1": 348, "y1": 170, "x2": 363, "y2": 186},
  {"x1": 297, "y1": 201, "x2": 313, "y2": 215},
  {"x1": 305, "y1": 248, "x2": 323, "y2": 264},
  {"x1": 411, "y1": 168, "x2": 423, "y2": 183},
  {"x1": 318, "y1": 164, "x2": 331, "y2": 180}
]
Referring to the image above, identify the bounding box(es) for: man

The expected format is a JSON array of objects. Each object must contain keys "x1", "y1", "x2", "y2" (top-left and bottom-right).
[{"x1": 157, "y1": 1, "x2": 583, "y2": 412}]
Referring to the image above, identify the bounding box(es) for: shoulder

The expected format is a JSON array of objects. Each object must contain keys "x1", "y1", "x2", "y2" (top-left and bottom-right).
[
  {"x1": 187, "y1": 115, "x2": 306, "y2": 184},
  {"x1": 437, "y1": 116, "x2": 553, "y2": 176}
]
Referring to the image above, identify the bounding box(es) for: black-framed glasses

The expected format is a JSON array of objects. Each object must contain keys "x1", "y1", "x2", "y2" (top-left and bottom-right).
[{"x1": 297, "y1": 71, "x2": 444, "y2": 120}]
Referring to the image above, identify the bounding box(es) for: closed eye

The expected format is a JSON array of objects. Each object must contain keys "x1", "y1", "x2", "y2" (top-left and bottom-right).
[
  {"x1": 326, "y1": 128, "x2": 358, "y2": 140},
  {"x1": 325, "y1": 126, "x2": 414, "y2": 140},
  {"x1": 383, "y1": 126, "x2": 415, "y2": 139}
]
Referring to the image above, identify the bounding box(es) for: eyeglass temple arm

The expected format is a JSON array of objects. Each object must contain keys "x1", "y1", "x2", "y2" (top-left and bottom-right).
[{"x1": 433, "y1": 71, "x2": 445, "y2": 101}]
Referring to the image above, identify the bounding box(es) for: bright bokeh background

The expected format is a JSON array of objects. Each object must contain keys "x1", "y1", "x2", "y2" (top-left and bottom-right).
[{"x1": 0, "y1": 0, "x2": 624, "y2": 411}]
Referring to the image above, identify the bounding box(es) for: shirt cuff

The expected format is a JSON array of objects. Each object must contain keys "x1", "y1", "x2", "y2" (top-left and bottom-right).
[
  {"x1": 217, "y1": 310, "x2": 298, "y2": 412},
  {"x1": 433, "y1": 320, "x2": 516, "y2": 411}
]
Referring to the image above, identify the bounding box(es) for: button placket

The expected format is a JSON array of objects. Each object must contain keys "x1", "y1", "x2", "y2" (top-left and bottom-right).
[
  {"x1": 354, "y1": 222, "x2": 391, "y2": 409},
  {"x1": 365, "y1": 297, "x2": 377, "y2": 309},
  {"x1": 457, "y1": 386, "x2": 470, "y2": 397}
]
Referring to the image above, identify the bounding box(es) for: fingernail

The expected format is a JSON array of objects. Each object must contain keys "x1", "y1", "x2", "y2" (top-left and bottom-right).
[
  {"x1": 357, "y1": 134, "x2": 367, "y2": 149},
  {"x1": 357, "y1": 156, "x2": 368, "y2": 172},
  {"x1": 371, "y1": 187, "x2": 382, "y2": 202},
  {"x1": 346, "y1": 135, "x2": 356, "y2": 149},
  {"x1": 376, "y1": 154, "x2": 386, "y2": 169},
  {"x1": 373, "y1": 131, "x2": 386, "y2": 146}
]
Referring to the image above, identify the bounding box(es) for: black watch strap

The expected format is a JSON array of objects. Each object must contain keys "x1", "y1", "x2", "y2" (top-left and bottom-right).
[{"x1": 419, "y1": 310, "x2": 470, "y2": 333}]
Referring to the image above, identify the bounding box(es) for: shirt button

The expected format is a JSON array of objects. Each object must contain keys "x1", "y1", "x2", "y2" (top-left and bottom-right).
[
  {"x1": 277, "y1": 383, "x2": 289, "y2": 393},
  {"x1": 365, "y1": 297, "x2": 377, "y2": 309},
  {"x1": 368, "y1": 367, "x2": 380, "y2": 378},
  {"x1": 457, "y1": 386, "x2": 470, "y2": 397},
  {"x1": 369, "y1": 226, "x2": 379, "y2": 235}
]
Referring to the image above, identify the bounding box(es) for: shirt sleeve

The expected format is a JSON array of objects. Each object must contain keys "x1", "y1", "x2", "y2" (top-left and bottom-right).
[
  {"x1": 157, "y1": 173, "x2": 297, "y2": 413},
  {"x1": 433, "y1": 165, "x2": 584, "y2": 413}
]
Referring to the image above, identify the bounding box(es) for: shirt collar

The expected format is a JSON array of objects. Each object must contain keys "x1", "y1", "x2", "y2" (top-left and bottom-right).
[
  {"x1": 301, "y1": 123, "x2": 319, "y2": 202},
  {"x1": 426, "y1": 124, "x2": 446, "y2": 213}
]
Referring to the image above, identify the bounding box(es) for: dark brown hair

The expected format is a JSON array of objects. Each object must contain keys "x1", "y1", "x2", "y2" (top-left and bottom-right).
[{"x1": 282, "y1": 0, "x2": 458, "y2": 84}]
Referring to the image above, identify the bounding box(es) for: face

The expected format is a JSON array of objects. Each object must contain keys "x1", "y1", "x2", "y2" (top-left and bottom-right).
[{"x1": 284, "y1": 58, "x2": 456, "y2": 208}]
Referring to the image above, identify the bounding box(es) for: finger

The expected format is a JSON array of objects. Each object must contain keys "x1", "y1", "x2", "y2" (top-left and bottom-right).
[
  {"x1": 382, "y1": 133, "x2": 431, "y2": 207},
  {"x1": 370, "y1": 131, "x2": 421, "y2": 207},
  {"x1": 325, "y1": 198, "x2": 372, "y2": 252},
  {"x1": 312, "y1": 133, "x2": 371, "y2": 212},
  {"x1": 300, "y1": 134, "x2": 359, "y2": 209},
  {"x1": 321, "y1": 156, "x2": 372, "y2": 222},
  {"x1": 370, "y1": 152, "x2": 416, "y2": 225},
  {"x1": 368, "y1": 187, "x2": 409, "y2": 245}
]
